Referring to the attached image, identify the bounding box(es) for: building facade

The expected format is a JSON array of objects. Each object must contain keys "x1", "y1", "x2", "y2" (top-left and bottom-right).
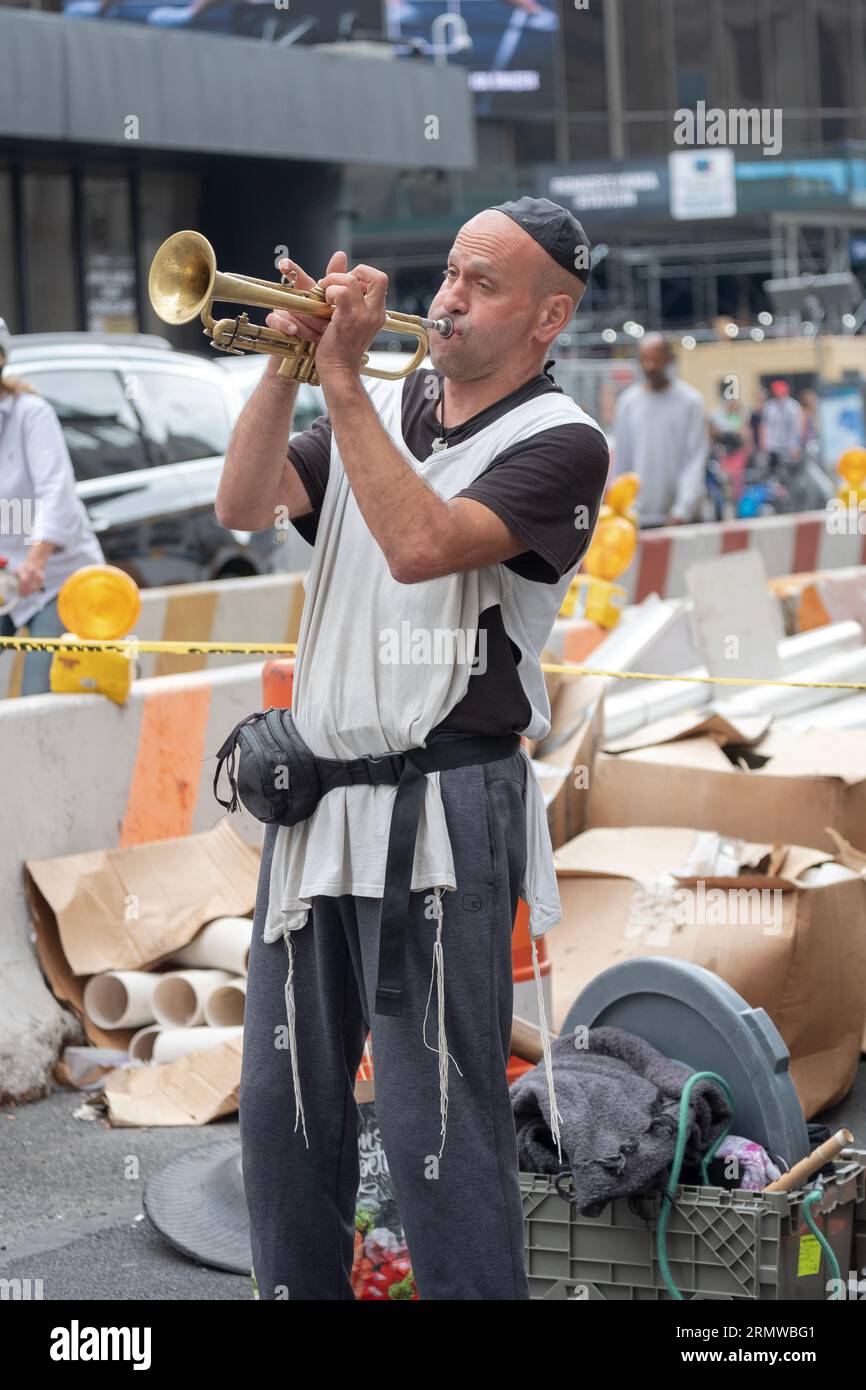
[
  {"x1": 0, "y1": 7, "x2": 475, "y2": 341},
  {"x1": 348, "y1": 0, "x2": 866, "y2": 332}
]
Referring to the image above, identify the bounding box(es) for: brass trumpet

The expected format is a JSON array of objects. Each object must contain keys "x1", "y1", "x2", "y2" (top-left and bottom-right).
[{"x1": 148, "y1": 230, "x2": 453, "y2": 385}]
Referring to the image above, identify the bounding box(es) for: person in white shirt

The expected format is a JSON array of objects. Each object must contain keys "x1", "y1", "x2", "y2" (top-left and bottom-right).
[
  {"x1": 0, "y1": 318, "x2": 104, "y2": 695},
  {"x1": 612, "y1": 334, "x2": 709, "y2": 526}
]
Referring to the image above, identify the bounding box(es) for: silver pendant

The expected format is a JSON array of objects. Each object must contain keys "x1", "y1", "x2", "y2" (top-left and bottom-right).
[{"x1": 431, "y1": 437, "x2": 449, "y2": 452}]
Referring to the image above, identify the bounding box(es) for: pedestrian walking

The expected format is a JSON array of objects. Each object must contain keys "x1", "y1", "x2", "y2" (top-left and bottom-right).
[
  {"x1": 0, "y1": 317, "x2": 104, "y2": 695},
  {"x1": 611, "y1": 334, "x2": 709, "y2": 527}
]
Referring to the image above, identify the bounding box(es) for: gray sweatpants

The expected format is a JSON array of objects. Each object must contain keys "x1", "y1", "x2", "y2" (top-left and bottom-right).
[{"x1": 239, "y1": 746, "x2": 532, "y2": 1300}]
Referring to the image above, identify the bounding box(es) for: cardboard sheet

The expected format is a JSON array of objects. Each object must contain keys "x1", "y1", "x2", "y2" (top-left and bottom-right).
[
  {"x1": 550, "y1": 825, "x2": 866, "y2": 1118},
  {"x1": 25, "y1": 821, "x2": 261, "y2": 1048},
  {"x1": 604, "y1": 709, "x2": 771, "y2": 755},
  {"x1": 534, "y1": 675, "x2": 605, "y2": 850},
  {"x1": 590, "y1": 725, "x2": 866, "y2": 857},
  {"x1": 102, "y1": 1036, "x2": 242, "y2": 1127},
  {"x1": 26, "y1": 819, "x2": 261, "y2": 976}
]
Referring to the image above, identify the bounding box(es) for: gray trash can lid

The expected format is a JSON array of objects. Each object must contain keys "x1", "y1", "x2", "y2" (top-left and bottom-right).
[
  {"x1": 561, "y1": 957, "x2": 809, "y2": 1170},
  {"x1": 144, "y1": 1138, "x2": 250, "y2": 1275}
]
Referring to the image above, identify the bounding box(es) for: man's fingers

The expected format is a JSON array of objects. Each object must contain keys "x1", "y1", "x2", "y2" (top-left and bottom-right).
[
  {"x1": 324, "y1": 250, "x2": 348, "y2": 277},
  {"x1": 353, "y1": 264, "x2": 388, "y2": 314},
  {"x1": 266, "y1": 309, "x2": 326, "y2": 340},
  {"x1": 318, "y1": 272, "x2": 362, "y2": 294},
  {"x1": 349, "y1": 264, "x2": 388, "y2": 296},
  {"x1": 318, "y1": 265, "x2": 387, "y2": 314},
  {"x1": 318, "y1": 267, "x2": 386, "y2": 294},
  {"x1": 276, "y1": 257, "x2": 315, "y2": 291},
  {"x1": 322, "y1": 283, "x2": 355, "y2": 311}
]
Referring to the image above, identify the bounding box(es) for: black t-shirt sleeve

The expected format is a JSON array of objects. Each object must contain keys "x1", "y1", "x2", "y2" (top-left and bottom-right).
[
  {"x1": 454, "y1": 422, "x2": 611, "y2": 582},
  {"x1": 286, "y1": 412, "x2": 333, "y2": 545}
]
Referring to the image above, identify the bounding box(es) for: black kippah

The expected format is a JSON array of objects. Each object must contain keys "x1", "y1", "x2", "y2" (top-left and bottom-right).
[{"x1": 488, "y1": 196, "x2": 592, "y2": 285}]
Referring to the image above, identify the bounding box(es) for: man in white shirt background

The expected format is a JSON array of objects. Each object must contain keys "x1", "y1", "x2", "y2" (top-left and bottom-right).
[{"x1": 612, "y1": 333, "x2": 709, "y2": 527}]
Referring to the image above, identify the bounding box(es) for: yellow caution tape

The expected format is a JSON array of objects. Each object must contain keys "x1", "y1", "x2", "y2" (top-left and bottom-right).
[
  {"x1": 541, "y1": 662, "x2": 866, "y2": 692},
  {"x1": 0, "y1": 637, "x2": 299, "y2": 657},
  {"x1": 2, "y1": 634, "x2": 866, "y2": 691}
]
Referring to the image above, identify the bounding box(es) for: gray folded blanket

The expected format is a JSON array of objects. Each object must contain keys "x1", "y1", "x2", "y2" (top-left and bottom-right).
[{"x1": 510, "y1": 1026, "x2": 732, "y2": 1216}]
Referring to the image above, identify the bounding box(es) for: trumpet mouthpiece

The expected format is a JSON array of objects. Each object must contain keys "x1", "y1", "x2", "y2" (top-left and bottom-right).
[{"x1": 433, "y1": 316, "x2": 455, "y2": 338}]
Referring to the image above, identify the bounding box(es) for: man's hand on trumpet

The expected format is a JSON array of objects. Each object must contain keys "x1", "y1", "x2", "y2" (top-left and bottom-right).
[
  {"x1": 314, "y1": 262, "x2": 388, "y2": 386},
  {"x1": 262, "y1": 250, "x2": 345, "y2": 380},
  {"x1": 263, "y1": 250, "x2": 388, "y2": 387}
]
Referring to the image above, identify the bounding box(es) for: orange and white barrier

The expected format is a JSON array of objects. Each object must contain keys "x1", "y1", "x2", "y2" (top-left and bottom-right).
[
  {"x1": 0, "y1": 571, "x2": 306, "y2": 699},
  {"x1": 623, "y1": 512, "x2": 866, "y2": 605},
  {"x1": 0, "y1": 662, "x2": 265, "y2": 1099}
]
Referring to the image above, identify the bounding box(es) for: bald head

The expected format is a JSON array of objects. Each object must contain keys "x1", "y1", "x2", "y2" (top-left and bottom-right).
[
  {"x1": 427, "y1": 208, "x2": 586, "y2": 383},
  {"x1": 466, "y1": 209, "x2": 585, "y2": 311},
  {"x1": 638, "y1": 333, "x2": 674, "y2": 391}
]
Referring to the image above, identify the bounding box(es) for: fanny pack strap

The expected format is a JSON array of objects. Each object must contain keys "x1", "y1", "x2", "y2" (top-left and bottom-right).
[
  {"x1": 213, "y1": 712, "x2": 263, "y2": 813},
  {"x1": 374, "y1": 732, "x2": 520, "y2": 1018}
]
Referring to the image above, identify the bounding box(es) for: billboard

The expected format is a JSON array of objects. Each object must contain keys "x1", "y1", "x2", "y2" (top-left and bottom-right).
[
  {"x1": 61, "y1": 0, "x2": 383, "y2": 42},
  {"x1": 539, "y1": 162, "x2": 670, "y2": 221},
  {"x1": 383, "y1": 0, "x2": 560, "y2": 117},
  {"x1": 542, "y1": 155, "x2": 866, "y2": 225}
]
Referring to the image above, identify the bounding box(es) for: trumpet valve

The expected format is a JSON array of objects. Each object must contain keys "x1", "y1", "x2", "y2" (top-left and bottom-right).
[{"x1": 210, "y1": 313, "x2": 249, "y2": 355}]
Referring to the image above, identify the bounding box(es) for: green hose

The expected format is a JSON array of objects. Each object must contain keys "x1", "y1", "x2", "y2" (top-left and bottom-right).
[
  {"x1": 656, "y1": 1070, "x2": 735, "y2": 1301},
  {"x1": 654, "y1": 1071, "x2": 840, "y2": 1301},
  {"x1": 803, "y1": 1187, "x2": 842, "y2": 1297}
]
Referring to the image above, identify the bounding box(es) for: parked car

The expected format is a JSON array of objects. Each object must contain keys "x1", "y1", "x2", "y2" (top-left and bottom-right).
[
  {"x1": 6, "y1": 333, "x2": 281, "y2": 587},
  {"x1": 216, "y1": 352, "x2": 325, "y2": 421}
]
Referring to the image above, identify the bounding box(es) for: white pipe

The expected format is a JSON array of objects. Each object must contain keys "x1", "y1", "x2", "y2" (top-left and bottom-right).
[
  {"x1": 83, "y1": 971, "x2": 162, "y2": 1030},
  {"x1": 152, "y1": 1026, "x2": 244, "y2": 1064},
  {"x1": 717, "y1": 646, "x2": 866, "y2": 718},
  {"x1": 779, "y1": 620, "x2": 862, "y2": 667},
  {"x1": 128, "y1": 1025, "x2": 161, "y2": 1063},
  {"x1": 167, "y1": 916, "x2": 252, "y2": 976},
  {"x1": 152, "y1": 970, "x2": 235, "y2": 1028},
  {"x1": 203, "y1": 978, "x2": 246, "y2": 1028},
  {"x1": 603, "y1": 668, "x2": 709, "y2": 740},
  {"x1": 603, "y1": 620, "x2": 864, "y2": 740},
  {"x1": 591, "y1": 596, "x2": 686, "y2": 687},
  {"x1": 775, "y1": 692, "x2": 866, "y2": 730}
]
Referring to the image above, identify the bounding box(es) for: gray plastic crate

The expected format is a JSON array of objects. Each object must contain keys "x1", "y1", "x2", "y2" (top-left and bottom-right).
[
  {"x1": 854, "y1": 1179, "x2": 866, "y2": 1284},
  {"x1": 520, "y1": 1150, "x2": 866, "y2": 1301}
]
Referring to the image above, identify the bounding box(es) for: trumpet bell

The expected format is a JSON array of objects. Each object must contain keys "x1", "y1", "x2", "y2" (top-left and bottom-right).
[{"x1": 149, "y1": 230, "x2": 217, "y2": 326}]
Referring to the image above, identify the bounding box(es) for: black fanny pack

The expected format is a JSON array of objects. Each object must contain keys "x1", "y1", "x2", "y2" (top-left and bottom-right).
[
  {"x1": 213, "y1": 708, "x2": 328, "y2": 827},
  {"x1": 213, "y1": 707, "x2": 428, "y2": 827},
  {"x1": 213, "y1": 709, "x2": 521, "y2": 1018}
]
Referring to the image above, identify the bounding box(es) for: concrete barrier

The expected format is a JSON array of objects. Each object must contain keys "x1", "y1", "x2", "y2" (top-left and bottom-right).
[
  {"x1": 624, "y1": 511, "x2": 866, "y2": 605},
  {"x1": 0, "y1": 663, "x2": 265, "y2": 1101},
  {"x1": 0, "y1": 571, "x2": 307, "y2": 698},
  {"x1": 3, "y1": 517, "x2": 865, "y2": 698},
  {"x1": 768, "y1": 564, "x2": 866, "y2": 636}
]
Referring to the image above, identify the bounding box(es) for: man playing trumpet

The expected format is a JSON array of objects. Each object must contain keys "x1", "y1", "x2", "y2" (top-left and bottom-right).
[{"x1": 217, "y1": 197, "x2": 609, "y2": 1301}]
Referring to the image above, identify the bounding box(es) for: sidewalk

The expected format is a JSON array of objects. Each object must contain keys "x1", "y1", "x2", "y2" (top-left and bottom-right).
[{"x1": 0, "y1": 1092, "x2": 247, "y2": 1300}]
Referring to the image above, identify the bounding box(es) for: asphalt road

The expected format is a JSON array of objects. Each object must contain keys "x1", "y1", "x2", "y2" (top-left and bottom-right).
[
  {"x1": 2, "y1": 1060, "x2": 865, "y2": 1301},
  {"x1": 0, "y1": 1092, "x2": 248, "y2": 1301}
]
